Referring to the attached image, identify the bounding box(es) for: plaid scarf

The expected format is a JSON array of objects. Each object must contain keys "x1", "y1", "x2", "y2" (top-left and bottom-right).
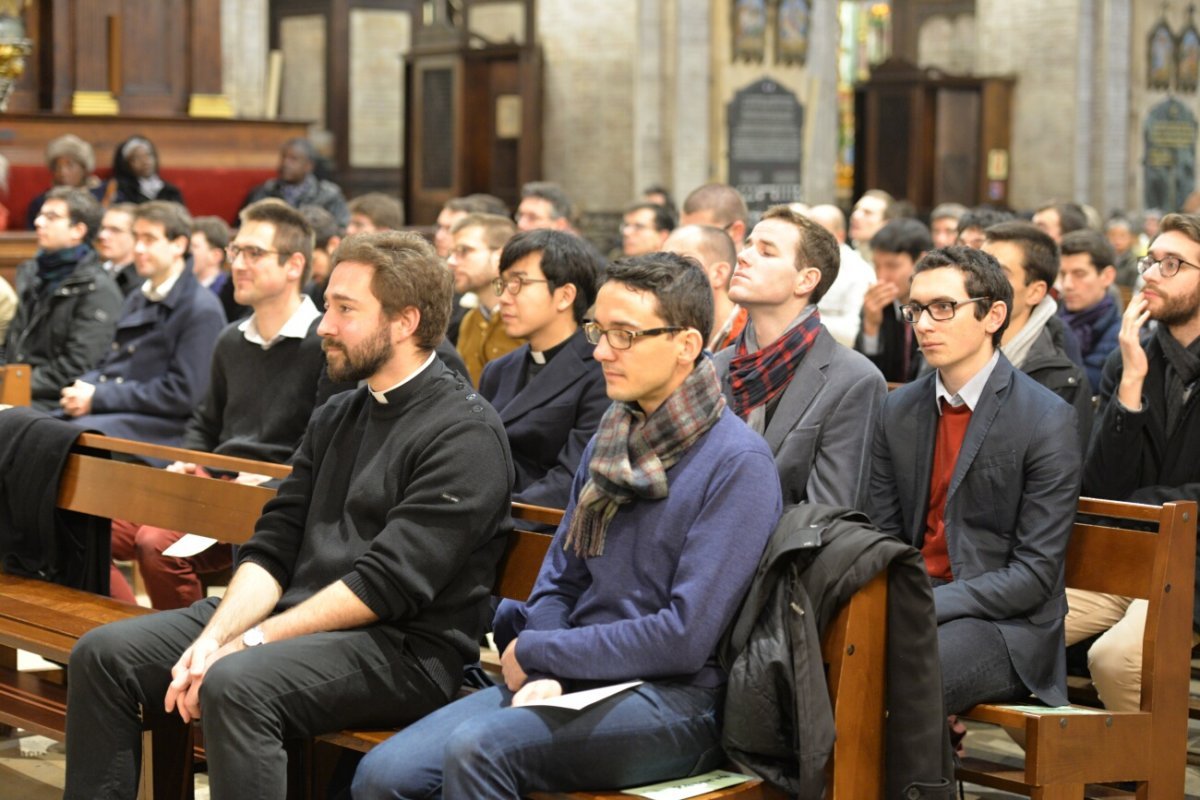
[
  {"x1": 727, "y1": 308, "x2": 822, "y2": 419},
  {"x1": 563, "y1": 357, "x2": 726, "y2": 558}
]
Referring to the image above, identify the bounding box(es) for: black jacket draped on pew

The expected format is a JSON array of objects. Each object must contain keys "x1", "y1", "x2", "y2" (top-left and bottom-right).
[
  {"x1": 720, "y1": 504, "x2": 953, "y2": 800},
  {"x1": 0, "y1": 407, "x2": 110, "y2": 593}
]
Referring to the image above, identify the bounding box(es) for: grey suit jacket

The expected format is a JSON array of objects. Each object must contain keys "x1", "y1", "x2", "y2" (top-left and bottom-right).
[
  {"x1": 867, "y1": 354, "x2": 1081, "y2": 706},
  {"x1": 714, "y1": 326, "x2": 887, "y2": 510}
]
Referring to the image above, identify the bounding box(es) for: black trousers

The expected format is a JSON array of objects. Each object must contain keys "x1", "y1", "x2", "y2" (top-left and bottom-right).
[{"x1": 64, "y1": 597, "x2": 447, "y2": 800}]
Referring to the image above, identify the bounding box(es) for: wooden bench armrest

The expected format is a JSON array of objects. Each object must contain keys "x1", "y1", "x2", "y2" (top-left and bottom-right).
[
  {"x1": 0, "y1": 363, "x2": 32, "y2": 407},
  {"x1": 73, "y1": 433, "x2": 294, "y2": 479}
]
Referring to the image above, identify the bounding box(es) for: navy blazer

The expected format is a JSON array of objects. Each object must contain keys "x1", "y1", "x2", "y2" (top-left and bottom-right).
[
  {"x1": 867, "y1": 354, "x2": 1081, "y2": 706},
  {"x1": 72, "y1": 266, "x2": 226, "y2": 446},
  {"x1": 478, "y1": 329, "x2": 609, "y2": 511}
]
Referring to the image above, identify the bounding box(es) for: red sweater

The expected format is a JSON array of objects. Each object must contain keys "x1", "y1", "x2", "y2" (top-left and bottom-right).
[{"x1": 922, "y1": 402, "x2": 972, "y2": 581}]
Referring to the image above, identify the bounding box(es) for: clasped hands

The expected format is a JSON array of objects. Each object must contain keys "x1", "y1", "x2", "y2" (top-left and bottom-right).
[{"x1": 500, "y1": 637, "x2": 563, "y2": 706}]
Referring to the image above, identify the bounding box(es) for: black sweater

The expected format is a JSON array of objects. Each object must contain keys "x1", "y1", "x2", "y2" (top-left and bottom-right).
[
  {"x1": 183, "y1": 318, "x2": 339, "y2": 463},
  {"x1": 236, "y1": 358, "x2": 514, "y2": 695}
]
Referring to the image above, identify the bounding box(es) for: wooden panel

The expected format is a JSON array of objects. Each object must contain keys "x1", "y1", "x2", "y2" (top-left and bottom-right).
[
  {"x1": 0, "y1": 113, "x2": 307, "y2": 171},
  {"x1": 188, "y1": 0, "x2": 224, "y2": 95},
  {"x1": 493, "y1": 529, "x2": 552, "y2": 601},
  {"x1": 74, "y1": 433, "x2": 293, "y2": 479},
  {"x1": 1063, "y1": 524, "x2": 1157, "y2": 598},
  {"x1": 117, "y1": 0, "x2": 187, "y2": 115},
  {"x1": 0, "y1": 364, "x2": 32, "y2": 406},
  {"x1": 57, "y1": 454, "x2": 273, "y2": 543},
  {"x1": 70, "y1": 0, "x2": 122, "y2": 94},
  {"x1": 0, "y1": 234, "x2": 37, "y2": 280}
]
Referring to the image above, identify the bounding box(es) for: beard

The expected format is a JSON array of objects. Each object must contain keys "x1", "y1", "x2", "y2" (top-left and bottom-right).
[
  {"x1": 323, "y1": 323, "x2": 393, "y2": 383},
  {"x1": 1150, "y1": 279, "x2": 1200, "y2": 328}
]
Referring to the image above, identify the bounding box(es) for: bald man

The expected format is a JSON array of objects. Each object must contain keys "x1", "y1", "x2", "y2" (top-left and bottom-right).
[
  {"x1": 804, "y1": 204, "x2": 876, "y2": 347},
  {"x1": 664, "y1": 224, "x2": 747, "y2": 351}
]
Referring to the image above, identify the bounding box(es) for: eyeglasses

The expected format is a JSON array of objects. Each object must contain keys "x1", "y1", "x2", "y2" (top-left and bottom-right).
[
  {"x1": 492, "y1": 276, "x2": 550, "y2": 296},
  {"x1": 899, "y1": 297, "x2": 990, "y2": 324},
  {"x1": 37, "y1": 211, "x2": 68, "y2": 222},
  {"x1": 228, "y1": 244, "x2": 280, "y2": 265},
  {"x1": 583, "y1": 321, "x2": 684, "y2": 350},
  {"x1": 1137, "y1": 254, "x2": 1200, "y2": 278}
]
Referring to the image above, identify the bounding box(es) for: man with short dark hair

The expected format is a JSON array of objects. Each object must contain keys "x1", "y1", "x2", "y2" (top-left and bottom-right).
[
  {"x1": 346, "y1": 192, "x2": 404, "y2": 235},
  {"x1": 108, "y1": 200, "x2": 338, "y2": 609},
  {"x1": 1066, "y1": 213, "x2": 1200, "y2": 713},
  {"x1": 58, "y1": 201, "x2": 226, "y2": 446},
  {"x1": 956, "y1": 207, "x2": 1016, "y2": 250},
  {"x1": 449, "y1": 213, "x2": 521, "y2": 384},
  {"x1": 242, "y1": 138, "x2": 349, "y2": 227},
  {"x1": 434, "y1": 194, "x2": 510, "y2": 258},
  {"x1": 191, "y1": 215, "x2": 244, "y2": 322},
  {"x1": 621, "y1": 202, "x2": 675, "y2": 256},
  {"x1": 1, "y1": 187, "x2": 123, "y2": 411},
  {"x1": 65, "y1": 231, "x2": 514, "y2": 799},
  {"x1": 516, "y1": 182, "x2": 574, "y2": 233},
  {"x1": 96, "y1": 203, "x2": 140, "y2": 296},
  {"x1": 716, "y1": 205, "x2": 886, "y2": 508},
  {"x1": 299, "y1": 204, "x2": 342, "y2": 306},
  {"x1": 679, "y1": 183, "x2": 749, "y2": 247},
  {"x1": 930, "y1": 203, "x2": 968, "y2": 249},
  {"x1": 869, "y1": 244, "x2": 1081, "y2": 720},
  {"x1": 1033, "y1": 201, "x2": 1089, "y2": 244},
  {"x1": 855, "y1": 218, "x2": 932, "y2": 382},
  {"x1": 982, "y1": 222, "x2": 1092, "y2": 449},
  {"x1": 664, "y1": 223, "x2": 747, "y2": 351},
  {"x1": 353, "y1": 253, "x2": 782, "y2": 800},
  {"x1": 849, "y1": 189, "x2": 894, "y2": 257},
  {"x1": 481, "y1": 229, "x2": 609, "y2": 509},
  {"x1": 1058, "y1": 229, "x2": 1121, "y2": 393}
]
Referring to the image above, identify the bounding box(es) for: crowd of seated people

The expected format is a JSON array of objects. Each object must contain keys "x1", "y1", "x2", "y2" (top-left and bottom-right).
[{"x1": 1, "y1": 154, "x2": 1197, "y2": 798}]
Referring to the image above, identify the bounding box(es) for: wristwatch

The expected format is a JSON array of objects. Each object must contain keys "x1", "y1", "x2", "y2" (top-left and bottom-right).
[{"x1": 242, "y1": 626, "x2": 266, "y2": 648}]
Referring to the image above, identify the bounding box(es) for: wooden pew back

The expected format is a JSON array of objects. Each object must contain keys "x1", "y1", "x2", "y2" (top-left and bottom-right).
[
  {"x1": 959, "y1": 497, "x2": 1197, "y2": 797},
  {"x1": 0, "y1": 363, "x2": 31, "y2": 407}
]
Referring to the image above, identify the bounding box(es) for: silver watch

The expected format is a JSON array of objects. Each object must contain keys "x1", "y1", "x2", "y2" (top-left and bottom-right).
[{"x1": 242, "y1": 626, "x2": 266, "y2": 648}]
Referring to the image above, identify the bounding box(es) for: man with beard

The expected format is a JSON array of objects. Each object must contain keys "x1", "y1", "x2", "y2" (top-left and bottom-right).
[
  {"x1": 64, "y1": 231, "x2": 514, "y2": 800},
  {"x1": 1065, "y1": 213, "x2": 1200, "y2": 713}
]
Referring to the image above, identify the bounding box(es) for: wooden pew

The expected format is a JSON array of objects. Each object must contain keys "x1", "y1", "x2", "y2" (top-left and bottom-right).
[
  {"x1": 0, "y1": 431, "x2": 890, "y2": 798},
  {"x1": 0, "y1": 363, "x2": 31, "y2": 407},
  {"x1": 958, "y1": 497, "x2": 1197, "y2": 799}
]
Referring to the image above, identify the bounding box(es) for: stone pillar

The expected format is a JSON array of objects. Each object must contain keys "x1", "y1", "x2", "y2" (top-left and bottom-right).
[
  {"x1": 1092, "y1": 0, "x2": 1132, "y2": 213},
  {"x1": 1073, "y1": 0, "x2": 1095, "y2": 203},
  {"x1": 633, "y1": 0, "x2": 666, "y2": 198},
  {"x1": 803, "y1": 0, "x2": 839, "y2": 203},
  {"x1": 220, "y1": 0, "x2": 268, "y2": 118},
  {"x1": 673, "y1": 0, "x2": 711, "y2": 198}
]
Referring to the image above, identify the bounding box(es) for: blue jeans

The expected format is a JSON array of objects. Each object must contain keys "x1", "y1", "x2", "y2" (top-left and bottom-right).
[
  {"x1": 938, "y1": 617, "x2": 1028, "y2": 714},
  {"x1": 352, "y1": 681, "x2": 725, "y2": 800}
]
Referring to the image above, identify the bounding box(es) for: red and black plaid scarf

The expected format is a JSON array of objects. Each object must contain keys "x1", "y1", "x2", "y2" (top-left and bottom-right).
[
  {"x1": 562, "y1": 357, "x2": 726, "y2": 558},
  {"x1": 727, "y1": 308, "x2": 822, "y2": 419}
]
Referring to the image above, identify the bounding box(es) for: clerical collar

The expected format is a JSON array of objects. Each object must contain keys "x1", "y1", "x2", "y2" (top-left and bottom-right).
[
  {"x1": 528, "y1": 334, "x2": 572, "y2": 366},
  {"x1": 369, "y1": 351, "x2": 437, "y2": 404}
]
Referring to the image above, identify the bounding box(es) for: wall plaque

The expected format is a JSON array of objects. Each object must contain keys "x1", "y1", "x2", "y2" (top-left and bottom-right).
[
  {"x1": 727, "y1": 77, "x2": 804, "y2": 216},
  {"x1": 1144, "y1": 97, "x2": 1197, "y2": 212}
]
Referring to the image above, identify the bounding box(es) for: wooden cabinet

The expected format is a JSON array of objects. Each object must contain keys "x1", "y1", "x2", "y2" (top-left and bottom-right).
[{"x1": 854, "y1": 58, "x2": 1013, "y2": 211}]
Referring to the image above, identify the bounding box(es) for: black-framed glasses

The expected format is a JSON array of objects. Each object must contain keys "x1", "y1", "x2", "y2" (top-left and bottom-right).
[
  {"x1": 492, "y1": 276, "x2": 550, "y2": 296},
  {"x1": 1137, "y1": 254, "x2": 1200, "y2": 278},
  {"x1": 228, "y1": 244, "x2": 280, "y2": 264},
  {"x1": 899, "y1": 297, "x2": 990, "y2": 324},
  {"x1": 583, "y1": 321, "x2": 684, "y2": 350}
]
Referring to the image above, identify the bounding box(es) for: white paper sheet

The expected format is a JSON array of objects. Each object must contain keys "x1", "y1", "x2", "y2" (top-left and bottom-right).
[
  {"x1": 621, "y1": 769, "x2": 755, "y2": 800},
  {"x1": 518, "y1": 680, "x2": 643, "y2": 711},
  {"x1": 162, "y1": 533, "x2": 219, "y2": 558}
]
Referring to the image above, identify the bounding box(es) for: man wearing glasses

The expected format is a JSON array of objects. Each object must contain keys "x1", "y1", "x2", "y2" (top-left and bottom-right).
[
  {"x1": 353, "y1": 253, "x2": 782, "y2": 799},
  {"x1": 868, "y1": 245, "x2": 1081, "y2": 725},
  {"x1": 714, "y1": 205, "x2": 886, "y2": 509},
  {"x1": 1066, "y1": 213, "x2": 1200, "y2": 713},
  {"x1": 480, "y1": 229, "x2": 609, "y2": 511},
  {"x1": 446, "y1": 212, "x2": 521, "y2": 385}
]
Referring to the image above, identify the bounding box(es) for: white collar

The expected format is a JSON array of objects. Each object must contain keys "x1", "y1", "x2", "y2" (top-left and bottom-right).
[
  {"x1": 238, "y1": 296, "x2": 321, "y2": 350},
  {"x1": 369, "y1": 351, "x2": 437, "y2": 404},
  {"x1": 140, "y1": 267, "x2": 183, "y2": 302},
  {"x1": 935, "y1": 350, "x2": 999, "y2": 413}
]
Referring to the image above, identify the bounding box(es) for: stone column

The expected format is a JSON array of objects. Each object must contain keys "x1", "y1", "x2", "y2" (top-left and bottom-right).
[
  {"x1": 633, "y1": 0, "x2": 666, "y2": 198},
  {"x1": 803, "y1": 0, "x2": 839, "y2": 203},
  {"x1": 1092, "y1": 0, "x2": 1132, "y2": 213},
  {"x1": 673, "y1": 0, "x2": 711, "y2": 198}
]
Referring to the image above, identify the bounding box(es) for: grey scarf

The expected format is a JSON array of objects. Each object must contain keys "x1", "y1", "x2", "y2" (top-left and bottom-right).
[{"x1": 1155, "y1": 325, "x2": 1200, "y2": 434}]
